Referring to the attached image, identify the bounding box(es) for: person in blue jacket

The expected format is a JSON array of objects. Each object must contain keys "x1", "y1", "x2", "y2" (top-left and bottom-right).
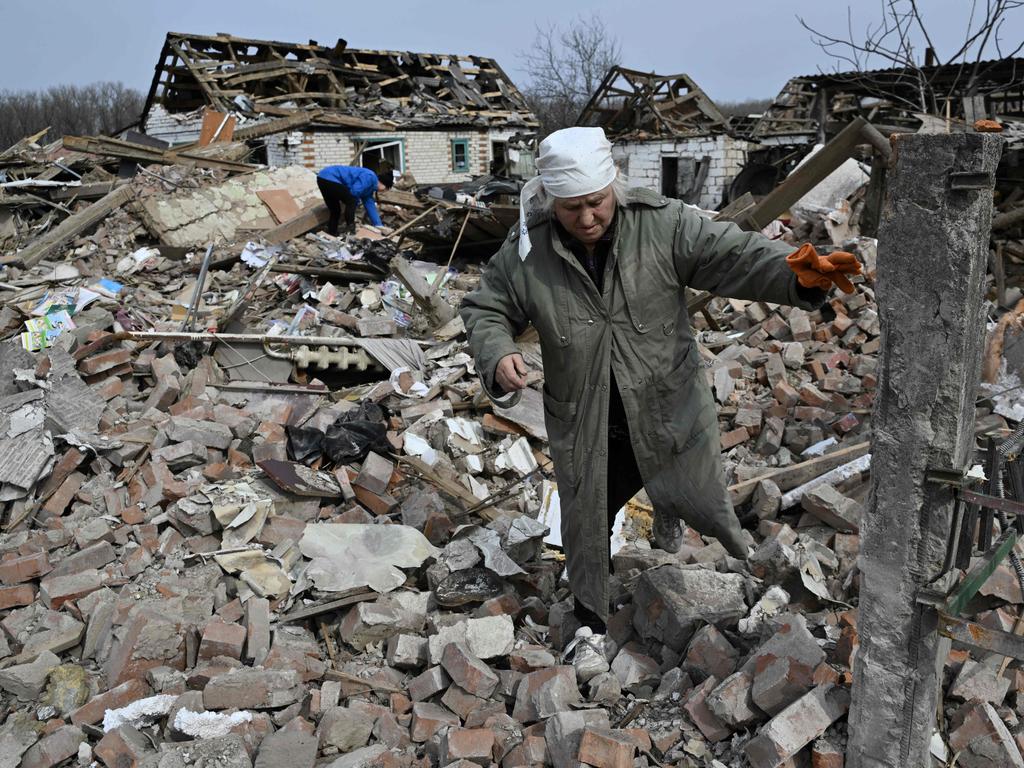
[{"x1": 316, "y1": 164, "x2": 393, "y2": 235}]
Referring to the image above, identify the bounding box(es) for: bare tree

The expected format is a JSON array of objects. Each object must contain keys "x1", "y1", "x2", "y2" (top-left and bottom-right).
[
  {"x1": 0, "y1": 81, "x2": 144, "y2": 151},
  {"x1": 798, "y1": 0, "x2": 1024, "y2": 114},
  {"x1": 518, "y1": 15, "x2": 622, "y2": 138}
]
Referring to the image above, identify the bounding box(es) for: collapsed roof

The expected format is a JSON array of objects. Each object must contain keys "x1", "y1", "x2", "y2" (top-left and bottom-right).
[
  {"x1": 142, "y1": 31, "x2": 538, "y2": 130},
  {"x1": 746, "y1": 57, "x2": 1024, "y2": 139},
  {"x1": 576, "y1": 67, "x2": 728, "y2": 140}
]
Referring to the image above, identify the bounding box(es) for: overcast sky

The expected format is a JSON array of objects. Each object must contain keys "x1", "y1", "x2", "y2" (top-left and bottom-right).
[{"x1": 3, "y1": 1, "x2": 1022, "y2": 103}]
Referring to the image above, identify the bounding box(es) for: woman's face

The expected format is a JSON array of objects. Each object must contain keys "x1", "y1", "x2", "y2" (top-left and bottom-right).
[{"x1": 553, "y1": 185, "x2": 615, "y2": 245}]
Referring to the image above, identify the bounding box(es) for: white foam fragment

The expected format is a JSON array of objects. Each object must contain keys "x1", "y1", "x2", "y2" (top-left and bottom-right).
[
  {"x1": 103, "y1": 694, "x2": 177, "y2": 732},
  {"x1": 173, "y1": 709, "x2": 254, "y2": 739}
]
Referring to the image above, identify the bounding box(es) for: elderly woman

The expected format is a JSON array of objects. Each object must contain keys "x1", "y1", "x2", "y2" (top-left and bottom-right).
[{"x1": 460, "y1": 127, "x2": 859, "y2": 638}]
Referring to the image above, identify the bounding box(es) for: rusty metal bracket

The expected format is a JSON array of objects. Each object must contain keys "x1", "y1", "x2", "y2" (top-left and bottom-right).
[{"x1": 938, "y1": 612, "x2": 1024, "y2": 660}]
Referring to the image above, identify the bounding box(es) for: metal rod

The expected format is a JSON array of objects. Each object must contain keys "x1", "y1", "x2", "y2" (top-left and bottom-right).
[
  {"x1": 429, "y1": 208, "x2": 472, "y2": 299},
  {"x1": 182, "y1": 244, "x2": 214, "y2": 332}
]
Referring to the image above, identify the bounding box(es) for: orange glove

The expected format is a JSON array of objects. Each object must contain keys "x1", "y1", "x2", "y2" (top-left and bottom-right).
[{"x1": 786, "y1": 243, "x2": 862, "y2": 294}]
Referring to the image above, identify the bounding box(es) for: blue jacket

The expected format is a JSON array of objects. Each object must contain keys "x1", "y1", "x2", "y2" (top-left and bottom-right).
[{"x1": 317, "y1": 165, "x2": 382, "y2": 226}]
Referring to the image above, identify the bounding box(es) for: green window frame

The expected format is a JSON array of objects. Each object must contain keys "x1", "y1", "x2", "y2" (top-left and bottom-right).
[{"x1": 451, "y1": 138, "x2": 470, "y2": 172}]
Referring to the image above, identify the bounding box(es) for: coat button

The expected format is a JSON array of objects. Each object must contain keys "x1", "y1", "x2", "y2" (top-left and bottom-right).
[
  {"x1": 586, "y1": 319, "x2": 595, "y2": 325},
  {"x1": 637, "y1": 322, "x2": 645, "y2": 330},
  {"x1": 559, "y1": 335, "x2": 567, "y2": 342},
  {"x1": 601, "y1": 384, "x2": 608, "y2": 391}
]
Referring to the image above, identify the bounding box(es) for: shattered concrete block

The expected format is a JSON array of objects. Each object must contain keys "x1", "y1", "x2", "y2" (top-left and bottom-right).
[
  {"x1": 0, "y1": 650, "x2": 60, "y2": 700},
  {"x1": 948, "y1": 699, "x2": 1024, "y2": 768},
  {"x1": 609, "y1": 646, "x2": 659, "y2": 691},
  {"x1": 801, "y1": 484, "x2": 861, "y2": 532},
  {"x1": 317, "y1": 706, "x2": 374, "y2": 753},
  {"x1": 441, "y1": 642, "x2": 499, "y2": 698},
  {"x1": 577, "y1": 728, "x2": 637, "y2": 768},
  {"x1": 441, "y1": 728, "x2": 496, "y2": 766},
  {"x1": 427, "y1": 614, "x2": 514, "y2": 664},
  {"x1": 386, "y1": 633, "x2": 428, "y2": 670},
  {"x1": 324, "y1": 744, "x2": 389, "y2": 768},
  {"x1": 353, "y1": 451, "x2": 394, "y2": 496},
  {"x1": 950, "y1": 658, "x2": 1011, "y2": 704},
  {"x1": 152, "y1": 734, "x2": 252, "y2": 768},
  {"x1": 410, "y1": 701, "x2": 460, "y2": 742},
  {"x1": 165, "y1": 417, "x2": 234, "y2": 449},
  {"x1": 338, "y1": 591, "x2": 428, "y2": 651},
  {"x1": 706, "y1": 670, "x2": 763, "y2": 729},
  {"x1": 20, "y1": 725, "x2": 84, "y2": 768},
  {"x1": 0, "y1": 712, "x2": 45, "y2": 768},
  {"x1": 744, "y1": 684, "x2": 850, "y2": 768},
  {"x1": 512, "y1": 666, "x2": 583, "y2": 723},
  {"x1": 632, "y1": 565, "x2": 747, "y2": 650},
  {"x1": 203, "y1": 668, "x2": 304, "y2": 710},
  {"x1": 544, "y1": 710, "x2": 611, "y2": 768}
]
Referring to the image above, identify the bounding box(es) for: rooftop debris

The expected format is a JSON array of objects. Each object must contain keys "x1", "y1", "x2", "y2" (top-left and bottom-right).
[{"x1": 144, "y1": 32, "x2": 538, "y2": 130}]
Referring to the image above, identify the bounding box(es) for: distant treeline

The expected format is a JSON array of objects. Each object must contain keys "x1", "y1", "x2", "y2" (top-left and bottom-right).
[{"x1": 0, "y1": 81, "x2": 144, "y2": 152}]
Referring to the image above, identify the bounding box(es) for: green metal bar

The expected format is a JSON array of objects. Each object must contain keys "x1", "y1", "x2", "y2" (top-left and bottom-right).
[{"x1": 945, "y1": 529, "x2": 1018, "y2": 616}]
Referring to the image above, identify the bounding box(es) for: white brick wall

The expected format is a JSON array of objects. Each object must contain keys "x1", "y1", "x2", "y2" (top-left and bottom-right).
[
  {"x1": 613, "y1": 134, "x2": 753, "y2": 209},
  {"x1": 143, "y1": 105, "x2": 205, "y2": 144},
  {"x1": 262, "y1": 127, "x2": 505, "y2": 184}
]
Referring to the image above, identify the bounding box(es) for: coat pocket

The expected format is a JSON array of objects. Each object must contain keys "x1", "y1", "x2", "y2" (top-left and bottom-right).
[
  {"x1": 654, "y1": 342, "x2": 716, "y2": 454},
  {"x1": 542, "y1": 386, "x2": 580, "y2": 490}
]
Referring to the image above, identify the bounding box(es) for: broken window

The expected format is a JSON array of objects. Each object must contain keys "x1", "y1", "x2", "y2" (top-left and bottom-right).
[
  {"x1": 359, "y1": 138, "x2": 404, "y2": 175},
  {"x1": 451, "y1": 138, "x2": 470, "y2": 173}
]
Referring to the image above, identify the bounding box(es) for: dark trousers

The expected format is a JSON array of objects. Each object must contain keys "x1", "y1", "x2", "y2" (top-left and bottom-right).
[
  {"x1": 317, "y1": 177, "x2": 357, "y2": 236},
  {"x1": 573, "y1": 374, "x2": 644, "y2": 633}
]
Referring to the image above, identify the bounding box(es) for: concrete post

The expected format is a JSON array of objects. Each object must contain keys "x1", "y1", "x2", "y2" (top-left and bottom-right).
[{"x1": 846, "y1": 132, "x2": 1003, "y2": 768}]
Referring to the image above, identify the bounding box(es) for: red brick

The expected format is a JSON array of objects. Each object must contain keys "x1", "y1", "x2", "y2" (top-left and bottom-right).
[
  {"x1": 199, "y1": 620, "x2": 246, "y2": 661},
  {"x1": 443, "y1": 728, "x2": 496, "y2": 765},
  {"x1": 0, "y1": 583, "x2": 36, "y2": 609},
  {"x1": 71, "y1": 679, "x2": 152, "y2": 725},
  {"x1": 0, "y1": 551, "x2": 51, "y2": 584}
]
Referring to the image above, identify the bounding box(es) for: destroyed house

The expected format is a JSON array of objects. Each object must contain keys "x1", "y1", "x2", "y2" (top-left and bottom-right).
[
  {"x1": 746, "y1": 57, "x2": 1024, "y2": 142},
  {"x1": 725, "y1": 57, "x2": 1024, "y2": 202},
  {"x1": 140, "y1": 32, "x2": 538, "y2": 184},
  {"x1": 576, "y1": 67, "x2": 747, "y2": 209}
]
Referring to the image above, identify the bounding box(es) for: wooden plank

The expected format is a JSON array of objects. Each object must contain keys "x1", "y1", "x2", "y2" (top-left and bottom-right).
[
  {"x1": 745, "y1": 117, "x2": 871, "y2": 231},
  {"x1": 938, "y1": 612, "x2": 1024, "y2": 660},
  {"x1": 3, "y1": 184, "x2": 136, "y2": 268},
  {"x1": 198, "y1": 109, "x2": 237, "y2": 146},
  {"x1": 256, "y1": 188, "x2": 301, "y2": 224},
  {"x1": 728, "y1": 441, "x2": 870, "y2": 506},
  {"x1": 263, "y1": 203, "x2": 330, "y2": 244}
]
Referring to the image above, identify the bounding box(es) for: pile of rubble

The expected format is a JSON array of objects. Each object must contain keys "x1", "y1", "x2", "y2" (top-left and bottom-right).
[{"x1": 0, "y1": 129, "x2": 1023, "y2": 768}]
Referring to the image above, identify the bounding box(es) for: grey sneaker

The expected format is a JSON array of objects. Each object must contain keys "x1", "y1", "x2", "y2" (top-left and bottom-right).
[{"x1": 652, "y1": 509, "x2": 684, "y2": 553}]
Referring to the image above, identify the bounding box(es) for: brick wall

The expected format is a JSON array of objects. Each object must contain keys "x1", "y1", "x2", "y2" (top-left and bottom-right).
[
  {"x1": 612, "y1": 134, "x2": 754, "y2": 209},
  {"x1": 143, "y1": 105, "x2": 205, "y2": 144},
  {"x1": 266, "y1": 128, "x2": 503, "y2": 184}
]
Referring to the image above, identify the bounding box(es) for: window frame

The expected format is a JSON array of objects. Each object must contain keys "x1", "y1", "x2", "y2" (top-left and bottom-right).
[{"x1": 451, "y1": 138, "x2": 470, "y2": 173}]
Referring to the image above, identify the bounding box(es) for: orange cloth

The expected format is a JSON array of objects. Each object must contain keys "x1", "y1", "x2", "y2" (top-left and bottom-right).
[{"x1": 786, "y1": 243, "x2": 862, "y2": 294}]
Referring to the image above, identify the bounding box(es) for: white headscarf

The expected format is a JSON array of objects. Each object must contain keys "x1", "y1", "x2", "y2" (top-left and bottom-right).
[{"x1": 518, "y1": 127, "x2": 616, "y2": 261}]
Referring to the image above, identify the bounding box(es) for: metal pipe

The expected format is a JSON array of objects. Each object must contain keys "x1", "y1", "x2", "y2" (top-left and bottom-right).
[{"x1": 182, "y1": 244, "x2": 214, "y2": 332}]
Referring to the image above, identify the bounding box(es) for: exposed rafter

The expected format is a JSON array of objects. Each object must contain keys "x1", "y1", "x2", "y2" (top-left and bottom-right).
[{"x1": 576, "y1": 67, "x2": 728, "y2": 140}]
